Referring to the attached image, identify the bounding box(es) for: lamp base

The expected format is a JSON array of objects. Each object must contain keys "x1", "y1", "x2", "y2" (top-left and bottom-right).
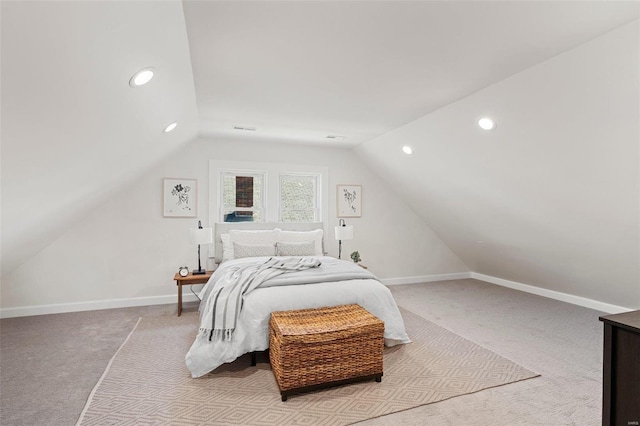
[{"x1": 192, "y1": 269, "x2": 207, "y2": 275}]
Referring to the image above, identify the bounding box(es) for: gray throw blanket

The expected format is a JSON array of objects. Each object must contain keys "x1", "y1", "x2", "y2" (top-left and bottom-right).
[{"x1": 198, "y1": 257, "x2": 322, "y2": 341}]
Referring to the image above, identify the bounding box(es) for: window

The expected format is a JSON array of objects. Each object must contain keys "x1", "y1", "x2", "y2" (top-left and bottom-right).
[
  {"x1": 279, "y1": 174, "x2": 320, "y2": 222},
  {"x1": 220, "y1": 172, "x2": 265, "y2": 222},
  {"x1": 211, "y1": 161, "x2": 327, "y2": 225}
]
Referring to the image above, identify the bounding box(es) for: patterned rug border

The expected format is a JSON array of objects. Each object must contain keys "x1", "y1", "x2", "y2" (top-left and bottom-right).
[
  {"x1": 353, "y1": 365, "x2": 539, "y2": 425},
  {"x1": 77, "y1": 308, "x2": 540, "y2": 425},
  {"x1": 350, "y1": 307, "x2": 541, "y2": 424},
  {"x1": 399, "y1": 307, "x2": 538, "y2": 376},
  {"x1": 75, "y1": 317, "x2": 143, "y2": 426}
]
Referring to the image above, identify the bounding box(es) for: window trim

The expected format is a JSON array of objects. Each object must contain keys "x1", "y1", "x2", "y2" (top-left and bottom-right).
[{"x1": 209, "y1": 160, "x2": 328, "y2": 227}]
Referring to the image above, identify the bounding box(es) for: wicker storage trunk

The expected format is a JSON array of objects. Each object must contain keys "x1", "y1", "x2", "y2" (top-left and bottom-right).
[{"x1": 269, "y1": 304, "x2": 384, "y2": 401}]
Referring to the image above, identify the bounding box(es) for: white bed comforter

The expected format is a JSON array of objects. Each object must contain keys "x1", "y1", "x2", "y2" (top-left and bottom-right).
[{"x1": 185, "y1": 256, "x2": 411, "y2": 378}]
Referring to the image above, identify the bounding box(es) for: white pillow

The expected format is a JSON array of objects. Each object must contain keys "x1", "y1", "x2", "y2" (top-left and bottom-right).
[
  {"x1": 233, "y1": 242, "x2": 276, "y2": 258},
  {"x1": 222, "y1": 229, "x2": 281, "y2": 261},
  {"x1": 220, "y1": 233, "x2": 233, "y2": 261},
  {"x1": 278, "y1": 229, "x2": 323, "y2": 256},
  {"x1": 228, "y1": 228, "x2": 281, "y2": 243},
  {"x1": 277, "y1": 241, "x2": 316, "y2": 257}
]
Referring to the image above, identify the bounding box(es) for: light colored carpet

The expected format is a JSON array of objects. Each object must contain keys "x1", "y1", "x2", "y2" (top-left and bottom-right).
[{"x1": 77, "y1": 308, "x2": 538, "y2": 425}]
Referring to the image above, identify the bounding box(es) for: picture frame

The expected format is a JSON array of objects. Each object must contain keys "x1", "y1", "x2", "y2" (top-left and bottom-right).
[
  {"x1": 163, "y1": 178, "x2": 197, "y2": 217},
  {"x1": 337, "y1": 184, "x2": 362, "y2": 217}
]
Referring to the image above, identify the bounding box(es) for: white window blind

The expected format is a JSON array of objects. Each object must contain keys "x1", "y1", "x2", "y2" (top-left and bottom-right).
[{"x1": 279, "y1": 174, "x2": 320, "y2": 222}]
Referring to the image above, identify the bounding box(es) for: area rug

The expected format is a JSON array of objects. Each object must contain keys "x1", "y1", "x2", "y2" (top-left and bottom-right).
[{"x1": 77, "y1": 308, "x2": 538, "y2": 425}]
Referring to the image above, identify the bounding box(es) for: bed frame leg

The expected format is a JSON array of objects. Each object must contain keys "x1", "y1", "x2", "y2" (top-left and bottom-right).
[{"x1": 251, "y1": 352, "x2": 257, "y2": 366}]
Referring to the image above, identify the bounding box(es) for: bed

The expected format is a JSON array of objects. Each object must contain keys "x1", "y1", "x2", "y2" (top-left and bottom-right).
[{"x1": 185, "y1": 222, "x2": 411, "y2": 378}]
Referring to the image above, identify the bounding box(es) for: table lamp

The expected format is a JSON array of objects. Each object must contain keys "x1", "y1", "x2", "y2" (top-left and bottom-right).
[
  {"x1": 334, "y1": 219, "x2": 353, "y2": 259},
  {"x1": 189, "y1": 220, "x2": 213, "y2": 275}
]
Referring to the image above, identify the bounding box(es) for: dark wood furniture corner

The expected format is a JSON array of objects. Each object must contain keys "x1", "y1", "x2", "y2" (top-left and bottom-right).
[
  {"x1": 599, "y1": 310, "x2": 640, "y2": 426},
  {"x1": 174, "y1": 270, "x2": 213, "y2": 316}
]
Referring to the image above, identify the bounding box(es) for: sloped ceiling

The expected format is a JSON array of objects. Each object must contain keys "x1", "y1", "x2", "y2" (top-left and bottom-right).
[
  {"x1": 355, "y1": 20, "x2": 639, "y2": 307},
  {"x1": 183, "y1": 0, "x2": 638, "y2": 145},
  {"x1": 1, "y1": 1, "x2": 199, "y2": 273},
  {"x1": 2, "y1": 0, "x2": 638, "y2": 283}
]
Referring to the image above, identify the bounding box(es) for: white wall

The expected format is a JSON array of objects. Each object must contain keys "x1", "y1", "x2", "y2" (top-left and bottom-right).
[
  {"x1": 0, "y1": 138, "x2": 467, "y2": 315},
  {"x1": 356, "y1": 21, "x2": 640, "y2": 309},
  {"x1": 0, "y1": 1, "x2": 199, "y2": 275}
]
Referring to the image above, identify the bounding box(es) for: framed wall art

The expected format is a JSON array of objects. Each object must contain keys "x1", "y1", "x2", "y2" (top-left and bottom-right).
[
  {"x1": 163, "y1": 178, "x2": 197, "y2": 217},
  {"x1": 337, "y1": 184, "x2": 361, "y2": 217}
]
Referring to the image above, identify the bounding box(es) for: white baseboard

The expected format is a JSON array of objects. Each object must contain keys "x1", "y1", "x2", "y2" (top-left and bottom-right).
[
  {"x1": 2, "y1": 275, "x2": 470, "y2": 318},
  {"x1": 0, "y1": 292, "x2": 201, "y2": 319},
  {"x1": 470, "y1": 272, "x2": 632, "y2": 314},
  {"x1": 1, "y1": 271, "x2": 632, "y2": 318},
  {"x1": 381, "y1": 272, "x2": 471, "y2": 286}
]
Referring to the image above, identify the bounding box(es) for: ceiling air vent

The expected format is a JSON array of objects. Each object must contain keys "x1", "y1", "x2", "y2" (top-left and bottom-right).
[
  {"x1": 326, "y1": 135, "x2": 347, "y2": 140},
  {"x1": 233, "y1": 125, "x2": 256, "y2": 131}
]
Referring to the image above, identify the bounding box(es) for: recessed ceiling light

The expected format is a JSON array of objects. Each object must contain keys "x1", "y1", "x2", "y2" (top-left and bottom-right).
[
  {"x1": 129, "y1": 67, "x2": 154, "y2": 88},
  {"x1": 402, "y1": 146, "x2": 414, "y2": 155},
  {"x1": 163, "y1": 122, "x2": 177, "y2": 133},
  {"x1": 478, "y1": 117, "x2": 496, "y2": 130}
]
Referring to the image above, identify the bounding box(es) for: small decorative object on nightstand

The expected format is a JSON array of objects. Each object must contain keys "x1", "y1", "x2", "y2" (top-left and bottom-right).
[
  {"x1": 178, "y1": 266, "x2": 189, "y2": 277},
  {"x1": 350, "y1": 250, "x2": 367, "y2": 269}
]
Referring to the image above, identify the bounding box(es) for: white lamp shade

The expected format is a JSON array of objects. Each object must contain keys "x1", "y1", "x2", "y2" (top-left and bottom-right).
[
  {"x1": 189, "y1": 227, "x2": 213, "y2": 245},
  {"x1": 334, "y1": 225, "x2": 354, "y2": 240}
]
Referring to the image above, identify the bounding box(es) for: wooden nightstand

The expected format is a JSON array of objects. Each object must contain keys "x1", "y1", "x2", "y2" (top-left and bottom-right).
[{"x1": 174, "y1": 270, "x2": 213, "y2": 316}]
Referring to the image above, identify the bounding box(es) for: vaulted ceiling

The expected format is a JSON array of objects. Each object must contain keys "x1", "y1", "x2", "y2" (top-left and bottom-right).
[
  {"x1": 1, "y1": 1, "x2": 638, "y2": 275},
  {"x1": 184, "y1": 1, "x2": 638, "y2": 145}
]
